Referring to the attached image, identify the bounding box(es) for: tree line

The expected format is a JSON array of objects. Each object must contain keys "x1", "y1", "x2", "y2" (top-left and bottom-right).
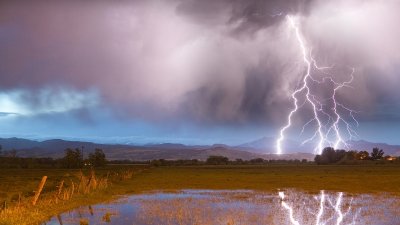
[
  {"x1": 62, "y1": 148, "x2": 107, "y2": 168},
  {"x1": 1, "y1": 144, "x2": 399, "y2": 168},
  {"x1": 314, "y1": 147, "x2": 398, "y2": 164},
  {"x1": 149, "y1": 156, "x2": 310, "y2": 166},
  {"x1": 0, "y1": 147, "x2": 107, "y2": 169}
]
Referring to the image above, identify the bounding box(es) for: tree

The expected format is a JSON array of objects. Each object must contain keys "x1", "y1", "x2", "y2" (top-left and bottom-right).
[
  {"x1": 314, "y1": 147, "x2": 347, "y2": 164},
  {"x1": 62, "y1": 148, "x2": 83, "y2": 168},
  {"x1": 88, "y1": 148, "x2": 107, "y2": 167},
  {"x1": 334, "y1": 150, "x2": 347, "y2": 162},
  {"x1": 345, "y1": 150, "x2": 358, "y2": 161},
  {"x1": 206, "y1": 155, "x2": 229, "y2": 165},
  {"x1": 315, "y1": 147, "x2": 336, "y2": 164},
  {"x1": 314, "y1": 155, "x2": 323, "y2": 164},
  {"x1": 356, "y1": 151, "x2": 370, "y2": 160},
  {"x1": 323, "y1": 147, "x2": 336, "y2": 163},
  {"x1": 370, "y1": 147, "x2": 384, "y2": 160}
]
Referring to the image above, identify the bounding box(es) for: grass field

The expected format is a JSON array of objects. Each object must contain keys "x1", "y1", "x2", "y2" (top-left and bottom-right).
[
  {"x1": 1, "y1": 164, "x2": 400, "y2": 224},
  {"x1": 126, "y1": 164, "x2": 400, "y2": 194}
]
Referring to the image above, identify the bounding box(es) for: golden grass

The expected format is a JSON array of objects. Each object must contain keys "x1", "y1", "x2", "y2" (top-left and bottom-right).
[
  {"x1": 0, "y1": 166, "x2": 148, "y2": 225},
  {"x1": 125, "y1": 164, "x2": 400, "y2": 195}
]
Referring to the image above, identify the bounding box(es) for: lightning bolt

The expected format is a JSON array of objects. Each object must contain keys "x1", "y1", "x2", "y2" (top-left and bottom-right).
[
  {"x1": 279, "y1": 191, "x2": 301, "y2": 225},
  {"x1": 276, "y1": 15, "x2": 359, "y2": 154},
  {"x1": 334, "y1": 192, "x2": 344, "y2": 225},
  {"x1": 316, "y1": 190, "x2": 325, "y2": 225}
]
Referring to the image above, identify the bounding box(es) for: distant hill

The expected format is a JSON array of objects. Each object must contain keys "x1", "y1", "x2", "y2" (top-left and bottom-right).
[
  {"x1": 0, "y1": 137, "x2": 314, "y2": 161},
  {"x1": 237, "y1": 136, "x2": 312, "y2": 153},
  {"x1": 347, "y1": 140, "x2": 400, "y2": 156},
  {"x1": 237, "y1": 137, "x2": 400, "y2": 156},
  {"x1": 0, "y1": 137, "x2": 397, "y2": 161}
]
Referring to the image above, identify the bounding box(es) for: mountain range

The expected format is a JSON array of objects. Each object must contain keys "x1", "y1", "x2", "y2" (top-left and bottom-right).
[
  {"x1": 239, "y1": 137, "x2": 400, "y2": 156},
  {"x1": 0, "y1": 137, "x2": 398, "y2": 161}
]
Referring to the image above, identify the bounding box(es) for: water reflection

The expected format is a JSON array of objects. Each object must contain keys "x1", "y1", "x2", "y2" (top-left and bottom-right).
[
  {"x1": 279, "y1": 191, "x2": 358, "y2": 225},
  {"x1": 46, "y1": 190, "x2": 400, "y2": 225}
]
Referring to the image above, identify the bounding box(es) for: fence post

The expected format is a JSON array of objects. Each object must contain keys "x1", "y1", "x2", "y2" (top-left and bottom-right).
[{"x1": 32, "y1": 176, "x2": 47, "y2": 206}]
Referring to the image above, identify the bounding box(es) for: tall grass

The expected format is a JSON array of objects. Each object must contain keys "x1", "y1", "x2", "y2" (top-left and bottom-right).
[{"x1": 0, "y1": 168, "x2": 144, "y2": 225}]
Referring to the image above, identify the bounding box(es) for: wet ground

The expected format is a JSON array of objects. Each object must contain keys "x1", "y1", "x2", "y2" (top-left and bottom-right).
[{"x1": 46, "y1": 189, "x2": 400, "y2": 225}]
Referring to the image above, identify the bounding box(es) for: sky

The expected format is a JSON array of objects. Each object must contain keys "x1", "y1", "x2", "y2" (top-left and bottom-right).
[{"x1": 0, "y1": 0, "x2": 399, "y2": 146}]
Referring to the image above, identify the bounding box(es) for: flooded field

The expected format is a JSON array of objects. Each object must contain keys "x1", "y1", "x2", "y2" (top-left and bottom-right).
[{"x1": 46, "y1": 190, "x2": 400, "y2": 225}]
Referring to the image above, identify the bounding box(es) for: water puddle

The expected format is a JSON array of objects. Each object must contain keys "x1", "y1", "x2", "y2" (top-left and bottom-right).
[{"x1": 46, "y1": 190, "x2": 400, "y2": 225}]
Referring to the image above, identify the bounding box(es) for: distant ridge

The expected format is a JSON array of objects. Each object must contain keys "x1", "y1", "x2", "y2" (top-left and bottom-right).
[
  {"x1": 347, "y1": 140, "x2": 400, "y2": 156},
  {"x1": 0, "y1": 137, "x2": 314, "y2": 161},
  {"x1": 0, "y1": 137, "x2": 398, "y2": 161},
  {"x1": 237, "y1": 136, "x2": 400, "y2": 156},
  {"x1": 237, "y1": 136, "x2": 312, "y2": 153}
]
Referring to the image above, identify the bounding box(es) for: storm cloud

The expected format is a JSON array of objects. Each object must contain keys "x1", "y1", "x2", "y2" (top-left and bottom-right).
[{"x1": 0, "y1": 0, "x2": 399, "y2": 143}]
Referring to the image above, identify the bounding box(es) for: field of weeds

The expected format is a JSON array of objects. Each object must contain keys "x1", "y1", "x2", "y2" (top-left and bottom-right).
[
  {"x1": 0, "y1": 165, "x2": 148, "y2": 225},
  {"x1": 125, "y1": 164, "x2": 400, "y2": 194}
]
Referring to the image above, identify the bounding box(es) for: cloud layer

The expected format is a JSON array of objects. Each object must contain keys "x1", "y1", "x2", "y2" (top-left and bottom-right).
[{"x1": 0, "y1": 0, "x2": 399, "y2": 130}]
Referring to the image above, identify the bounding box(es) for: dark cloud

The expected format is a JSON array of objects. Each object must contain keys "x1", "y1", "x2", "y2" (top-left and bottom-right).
[
  {"x1": 175, "y1": 0, "x2": 313, "y2": 36},
  {"x1": 0, "y1": 0, "x2": 399, "y2": 131}
]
